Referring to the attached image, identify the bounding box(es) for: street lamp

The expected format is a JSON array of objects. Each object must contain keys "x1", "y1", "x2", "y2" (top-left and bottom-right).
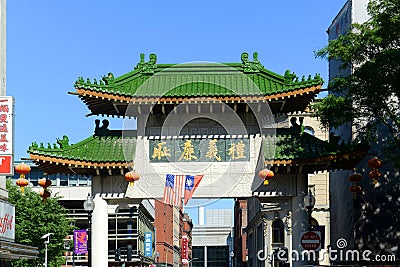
[
  {"x1": 303, "y1": 189, "x2": 315, "y2": 230},
  {"x1": 41, "y1": 232, "x2": 54, "y2": 267},
  {"x1": 83, "y1": 194, "x2": 95, "y2": 267}
]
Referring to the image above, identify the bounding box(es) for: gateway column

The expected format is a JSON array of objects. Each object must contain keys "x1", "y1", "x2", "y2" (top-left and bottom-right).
[{"x1": 92, "y1": 194, "x2": 108, "y2": 267}]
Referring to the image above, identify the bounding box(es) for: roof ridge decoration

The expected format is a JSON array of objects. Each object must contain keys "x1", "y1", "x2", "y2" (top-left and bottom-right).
[
  {"x1": 134, "y1": 53, "x2": 157, "y2": 74},
  {"x1": 241, "y1": 52, "x2": 264, "y2": 73},
  {"x1": 29, "y1": 135, "x2": 71, "y2": 152},
  {"x1": 56, "y1": 135, "x2": 70, "y2": 148},
  {"x1": 102, "y1": 72, "x2": 115, "y2": 85}
]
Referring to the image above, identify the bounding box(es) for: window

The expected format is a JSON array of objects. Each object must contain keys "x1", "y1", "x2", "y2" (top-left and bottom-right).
[
  {"x1": 272, "y1": 219, "x2": 285, "y2": 245},
  {"x1": 207, "y1": 246, "x2": 229, "y2": 267},
  {"x1": 192, "y1": 246, "x2": 205, "y2": 267}
]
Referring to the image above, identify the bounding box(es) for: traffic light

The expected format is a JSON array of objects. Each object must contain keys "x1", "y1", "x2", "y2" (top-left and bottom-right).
[
  {"x1": 127, "y1": 247, "x2": 132, "y2": 261},
  {"x1": 115, "y1": 248, "x2": 121, "y2": 261}
]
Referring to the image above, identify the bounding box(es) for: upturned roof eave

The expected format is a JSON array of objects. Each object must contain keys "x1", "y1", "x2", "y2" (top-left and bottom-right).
[{"x1": 72, "y1": 83, "x2": 322, "y2": 104}]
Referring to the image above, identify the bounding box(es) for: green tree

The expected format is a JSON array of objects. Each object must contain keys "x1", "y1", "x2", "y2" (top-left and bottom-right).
[
  {"x1": 315, "y1": 0, "x2": 400, "y2": 260},
  {"x1": 7, "y1": 180, "x2": 75, "y2": 267},
  {"x1": 314, "y1": 0, "x2": 400, "y2": 166}
]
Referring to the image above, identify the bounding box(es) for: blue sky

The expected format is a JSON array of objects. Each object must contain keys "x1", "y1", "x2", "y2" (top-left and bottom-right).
[{"x1": 7, "y1": 1, "x2": 347, "y2": 223}]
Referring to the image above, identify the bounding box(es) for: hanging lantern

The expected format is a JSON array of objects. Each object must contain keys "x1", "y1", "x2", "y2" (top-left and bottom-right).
[
  {"x1": 125, "y1": 171, "x2": 140, "y2": 187},
  {"x1": 38, "y1": 178, "x2": 52, "y2": 189},
  {"x1": 367, "y1": 157, "x2": 383, "y2": 169},
  {"x1": 348, "y1": 172, "x2": 363, "y2": 183},
  {"x1": 259, "y1": 168, "x2": 274, "y2": 185},
  {"x1": 16, "y1": 178, "x2": 29, "y2": 193},
  {"x1": 15, "y1": 163, "x2": 31, "y2": 178},
  {"x1": 368, "y1": 169, "x2": 382, "y2": 179},
  {"x1": 15, "y1": 163, "x2": 31, "y2": 193},
  {"x1": 350, "y1": 185, "x2": 362, "y2": 199},
  {"x1": 368, "y1": 169, "x2": 382, "y2": 184},
  {"x1": 367, "y1": 157, "x2": 383, "y2": 186},
  {"x1": 40, "y1": 189, "x2": 51, "y2": 200},
  {"x1": 348, "y1": 171, "x2": 363, "y2": 198}
]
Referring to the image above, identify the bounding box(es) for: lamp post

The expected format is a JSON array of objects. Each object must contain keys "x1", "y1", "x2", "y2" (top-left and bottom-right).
[
  {"x1": 303, "y1": 189, "x2": 316, "y2": 231},
  {"x1": 41, "y1": 233, "x2": 54, "y2": 267},
  {"x1": 83, "y1": 194, "x2": 95, "y2": 267}
]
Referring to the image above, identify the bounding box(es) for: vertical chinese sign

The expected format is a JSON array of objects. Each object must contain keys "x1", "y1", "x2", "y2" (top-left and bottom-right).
[
  {"x1": 144, "y1": 232, "x2": 153, "y2": 257},
  {"x1": 73, "y1": 229, "x2": 88, "y2": 255},
  {"x1": 0, "y1": 96, "x2": 13, "y2": 175},
  {"x1": 181, "y1": 235, "x2": 188, "y2": 264}
]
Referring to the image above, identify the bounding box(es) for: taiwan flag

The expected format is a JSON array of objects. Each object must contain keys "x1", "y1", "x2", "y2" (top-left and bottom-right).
[{"x1": 184, "y1": 175, "x2": 204, "y2": 205}]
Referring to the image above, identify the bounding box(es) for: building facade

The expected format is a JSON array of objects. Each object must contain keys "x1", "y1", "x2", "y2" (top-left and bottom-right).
[
  {"x1": 0, "y1": 0, "x2": 5, "y2": 97},
  {"x1": 233, "y1": 199, "x2": 247, "y2": 267},
  {"x1": 192, "y1": 208, "x2": 233, "y2": 267},
  {"x1": 154, "y1": 200, "x2": 184, "y2": 267}
]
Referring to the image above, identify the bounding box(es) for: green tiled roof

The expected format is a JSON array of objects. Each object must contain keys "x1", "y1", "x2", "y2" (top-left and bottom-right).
[
  {"x1": 74, "y1": 52, "x2": 323, "y2": 98},
  {"x1": 28, "y1": 129, "x2": 366, "y2": 165},
  {"x1": 28, "y1": 135, "x2": 136, "y2": 162},
  {"x1": 263, "y1": 129, "x2": 368, "y2": 160}
]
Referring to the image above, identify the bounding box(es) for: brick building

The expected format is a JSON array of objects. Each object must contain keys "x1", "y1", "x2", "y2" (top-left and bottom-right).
[{"x1": 233, "y1": 198, "x2": 247, "y2": 267}]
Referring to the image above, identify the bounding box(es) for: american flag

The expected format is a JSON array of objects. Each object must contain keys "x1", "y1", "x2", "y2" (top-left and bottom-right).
[{"x1": 163, "y1": 174, "x2": 185, "y2": 206}]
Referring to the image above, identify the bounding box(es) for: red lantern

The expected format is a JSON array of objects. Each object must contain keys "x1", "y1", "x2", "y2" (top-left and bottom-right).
[
  {"x1": 125, "y1": 171, "x2": 140, "y2": 186},
  {"x1": 350, "y1": 185, "x2": 362, "y2": 198},
  {"x1": 16, "y1": 178, "x2": 29, "y2": 193},
  {"x1": 368, "y1": 157, "x2": 383, "y2": 169},
  {"x1": 368, "y1": 169, "x2": 382, "y2": 179},
  {"x1": 40, "y1": 189, "x2": 51, "y2": 200},
  {"x1": 15, "y1": 163, "x2": 31, "y2": 179},
  {"x1": 259, "y1": 168, "x2": 274, "y2": 185},
  {"x1": 14, "y1": 163, "x2": 31, "y2": 193},
  {"x1": 348, "y1": 172, "x2": 363, "y2": 183},
  {"x1": 38, "y1": 178, "x2": 52, "y2": 189}
]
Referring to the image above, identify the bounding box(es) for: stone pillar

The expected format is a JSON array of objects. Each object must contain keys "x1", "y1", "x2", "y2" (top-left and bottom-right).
[
  {"x1": 263, "y1": 218, "x2": 271, "y2": 267},
  {"x1": 291, "y1": 173, "x2": 308, "y2": 267},
  {"x1": 92, "y1": 194, "x2": 108, "y2": 267}
]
